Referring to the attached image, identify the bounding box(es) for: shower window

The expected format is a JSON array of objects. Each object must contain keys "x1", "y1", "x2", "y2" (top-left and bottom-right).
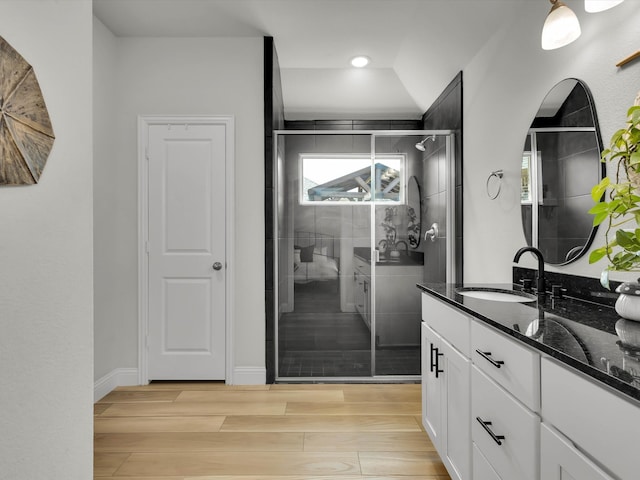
[{"x1": 300, "y1": 154, "x2": 404, "y2": 204}]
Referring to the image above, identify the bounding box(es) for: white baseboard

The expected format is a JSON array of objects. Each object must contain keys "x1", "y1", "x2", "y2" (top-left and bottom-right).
[
  {"x1": 94, "y1": 368, "x2": 139, "y2": 402},
  {"x1": 232, "y1": 366, "x2": 266, "y2": 385}
]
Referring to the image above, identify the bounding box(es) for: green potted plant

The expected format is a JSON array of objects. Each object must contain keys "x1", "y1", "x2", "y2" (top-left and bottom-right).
[{"x1": 588, "y1": 101, "x2": 640, "y2": 285}]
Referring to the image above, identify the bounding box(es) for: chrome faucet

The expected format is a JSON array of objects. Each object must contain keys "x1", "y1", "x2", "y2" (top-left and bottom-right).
[
  {"x1": 513, "y1": 247, "x2": 546, "y2": 296},
  {"x1": 395, "y1": 240, "x2": 408, "y2": 255}
]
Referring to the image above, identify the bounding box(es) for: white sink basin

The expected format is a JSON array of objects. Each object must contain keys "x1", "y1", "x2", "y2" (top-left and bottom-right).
[{"x1": 456, "y1": 287, "x2": 537, "y2": 303}]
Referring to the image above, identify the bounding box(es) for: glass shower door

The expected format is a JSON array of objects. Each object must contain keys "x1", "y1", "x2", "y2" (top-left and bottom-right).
[
  {"x1": 371, "y1": 133, "x2": 454, "y2": 376},
  {"x1": 275, "y1": 132, "x2": 373, "y2": 379}
]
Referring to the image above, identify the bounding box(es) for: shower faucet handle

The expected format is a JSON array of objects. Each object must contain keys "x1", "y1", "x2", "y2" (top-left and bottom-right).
[{"x1": 424, "y1": 223, "x2": 439, "y2": 242}]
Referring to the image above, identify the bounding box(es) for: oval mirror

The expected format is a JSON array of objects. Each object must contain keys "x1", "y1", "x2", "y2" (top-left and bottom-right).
[
  {"x1": 407, "y1": 176, "x2": 421, "y2": 248},
  {"x1": 521, "y1": 78, "x2": 605, "y2": 265}
]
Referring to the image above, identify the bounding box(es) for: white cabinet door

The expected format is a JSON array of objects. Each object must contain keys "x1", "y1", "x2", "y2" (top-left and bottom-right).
[
  {"x1": 541, "y1": 424, "x2": 614, "y2": 480},
  {"x1": 421, "y1": 322, "x2": 471, "y2": 480},
  {"x1": 441, "y1": 337, "x2": 471, "y2": 480},
  {"x1": 421, "y1": 322, "x2": 442, "y2": 444}
]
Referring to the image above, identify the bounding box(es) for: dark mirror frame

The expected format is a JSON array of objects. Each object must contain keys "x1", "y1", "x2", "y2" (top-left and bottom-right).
[
  {"x1": 407, "y1": 175, "x2": 421, "y2": 249},
  {"x1": 521, "y1": 78, "x2": 605, "y2": 266}
]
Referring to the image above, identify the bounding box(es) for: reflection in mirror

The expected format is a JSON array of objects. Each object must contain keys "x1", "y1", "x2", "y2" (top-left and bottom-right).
[
  {"x1": 407, "y1": 176, "x2": 421, "y2": 248},
  {"x1": 521, "y1": 78, "x2": 605, "y2": 265}
]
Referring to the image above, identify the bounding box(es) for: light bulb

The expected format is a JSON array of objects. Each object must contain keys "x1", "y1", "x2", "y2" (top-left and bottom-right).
[
  {"x1": 542, "y1": 0, "x2": 582, "y2": 50},
  {"x1": 585, "y1": 0, "x2": 624, "y2": 13}
]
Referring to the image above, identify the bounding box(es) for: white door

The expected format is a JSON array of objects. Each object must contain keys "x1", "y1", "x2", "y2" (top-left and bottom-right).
[{"x1": 147, "y1": 122, "x2": 227, "y2": 380}]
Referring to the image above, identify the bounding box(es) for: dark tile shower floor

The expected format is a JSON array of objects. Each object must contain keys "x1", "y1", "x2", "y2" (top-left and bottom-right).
[{"x1": 278, "y1": 281, "x2": 420, "y2": 378}]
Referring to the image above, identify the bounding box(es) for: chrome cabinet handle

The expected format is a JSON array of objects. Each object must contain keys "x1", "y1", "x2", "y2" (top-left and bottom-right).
[
  {"x1": 476, "y1": 417, "x2": 505, "y2": 446},
  {"x1": 212, "y1": 262, "x2": 223, "y2": 271},
  {"x1": 475, "y1": 349, "x2": 505, "y2": 368}
]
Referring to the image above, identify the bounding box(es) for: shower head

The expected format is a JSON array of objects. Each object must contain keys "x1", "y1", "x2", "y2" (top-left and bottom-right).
[{"x1": 415, "y1": 135, "x2": 436, "y2": 151}]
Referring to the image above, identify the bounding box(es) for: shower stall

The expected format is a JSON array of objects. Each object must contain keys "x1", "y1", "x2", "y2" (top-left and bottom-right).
[{"x1": 274, "y1": 130, "x2": 455, "y2": 381}]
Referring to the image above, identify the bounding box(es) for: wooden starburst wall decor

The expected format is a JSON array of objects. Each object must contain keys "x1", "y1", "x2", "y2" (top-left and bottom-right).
[{"x1": 0, "y1": 35, "x2": 55, "y2": 185}]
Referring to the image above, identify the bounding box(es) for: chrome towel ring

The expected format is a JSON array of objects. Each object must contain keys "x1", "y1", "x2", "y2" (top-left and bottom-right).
[{"x1": 486, "y1": 170, "x2": 503, "y2": 200}]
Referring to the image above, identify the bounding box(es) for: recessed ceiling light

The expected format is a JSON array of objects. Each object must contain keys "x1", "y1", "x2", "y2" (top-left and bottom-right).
[{"x1": 350, "y1": 56, "x2": 370, "y2": 68}]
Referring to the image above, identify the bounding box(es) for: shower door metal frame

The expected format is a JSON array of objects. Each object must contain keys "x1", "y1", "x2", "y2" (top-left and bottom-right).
[{"x1": 273, "y1": 129, "x2": 455, "y2": 383}]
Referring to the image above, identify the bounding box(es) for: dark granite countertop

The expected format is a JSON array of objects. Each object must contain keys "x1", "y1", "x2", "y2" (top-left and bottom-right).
[
  {"x1": 417, "y1": 283, "x2": 640, "y2": 405},
  {"x1": 354, "y1": 247, "x2": 424, "y2": 266}
]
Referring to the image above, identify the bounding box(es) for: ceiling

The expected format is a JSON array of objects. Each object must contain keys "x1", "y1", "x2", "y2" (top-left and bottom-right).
[{"x1": 93, "y1": 0, "x2": 528, "y2": 120}]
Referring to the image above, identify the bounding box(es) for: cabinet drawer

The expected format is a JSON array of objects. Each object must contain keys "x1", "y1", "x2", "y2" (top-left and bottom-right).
[
  {"x1": 473, "y1": 443, "x2": 502, "y2": 480},
  {"x1": 472, "y1": 321, "x2": 540, "y2": 411},
  {"x1": 421, "y1": 293, "x2": 470, "y2": 357},
  {"x1": 353, "y1": 256, "x2": 371, "y2": 276},
  {"x1": 472, "y1": 366, "x2": 539, "y2": 480},
  {"x1": 541, "y1": 358, "x2": 640, "y2": 480}
]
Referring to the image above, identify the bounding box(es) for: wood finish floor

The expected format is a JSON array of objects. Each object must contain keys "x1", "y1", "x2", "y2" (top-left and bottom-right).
[{"x1": 95, "y1": 383, "x2": 451, "y2": 480}]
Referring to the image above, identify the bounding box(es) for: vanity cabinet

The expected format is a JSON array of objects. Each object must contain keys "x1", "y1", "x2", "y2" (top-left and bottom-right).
[
  {"x1": 422, "y1": 293, "x2": 539, "y2": 480},
  {"x1": 353, "y1": 253, "x2": 421, "y2": 346},
  {"x1": 420, "y1": 288, "x2": 640, "y2": 480},
  {"x1": 421, "y1": 295, "x2": 471, "y2": 480}
]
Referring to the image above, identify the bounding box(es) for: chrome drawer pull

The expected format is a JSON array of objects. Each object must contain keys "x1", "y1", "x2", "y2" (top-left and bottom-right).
[
  {"x1": 476, "y1": 349, "x2": 505, "y2": 368},
  {"x1": 476, "y1": 416, "x2": 505, "y2": 446}
]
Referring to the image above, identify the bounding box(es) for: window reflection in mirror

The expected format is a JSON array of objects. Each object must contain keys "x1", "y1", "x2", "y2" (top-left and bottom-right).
[{"x1": 520, "y1": 78, "x2": 605, "y2": 265}]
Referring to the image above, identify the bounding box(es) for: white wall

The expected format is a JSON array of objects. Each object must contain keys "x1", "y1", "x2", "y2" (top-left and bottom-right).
[
  {"x1": 463, "y1": 2, "x2": 640, "y2": 284},
  {"x1": 0, "y1": 1, "x2": 93, "y2": 479},
  {"x1": 92, "y1": 33, "x2": 265, "y2": 382},
  {"x1": 93, "y1": 17, "x2": 124, "y2": 381}
]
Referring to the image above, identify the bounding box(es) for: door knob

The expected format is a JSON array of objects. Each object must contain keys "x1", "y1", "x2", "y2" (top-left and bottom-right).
[{"x1": 212, "y1": 262, "x2": 223, "y2": 271}]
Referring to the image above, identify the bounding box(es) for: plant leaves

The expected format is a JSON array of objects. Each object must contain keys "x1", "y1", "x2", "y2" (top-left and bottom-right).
[
  {"x1": 589, "y1": 246, "x2": 609, "y2": 264},
  {"x1": 591, "y1": 177, "x2": 610, "y2": 201}
]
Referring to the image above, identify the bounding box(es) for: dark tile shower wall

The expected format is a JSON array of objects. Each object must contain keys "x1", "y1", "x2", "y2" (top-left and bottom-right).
[
  {"x1": 422, "y1": 72, "x2": 463, "y2": 283},
  {"x1": 536, "y1": 131, "x2": 601, "y2": 263},
  {"x1": 420, "y1": 139, "x2": 447, "y2": 282}
]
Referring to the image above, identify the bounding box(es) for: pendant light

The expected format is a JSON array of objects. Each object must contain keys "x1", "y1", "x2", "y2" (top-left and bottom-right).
[
  {"x1": 585, "y1": 0, "x2": 624, "y2": 12},
  {"x1": 541, "y1": 0, "x2": 582, "y2": 50}
]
